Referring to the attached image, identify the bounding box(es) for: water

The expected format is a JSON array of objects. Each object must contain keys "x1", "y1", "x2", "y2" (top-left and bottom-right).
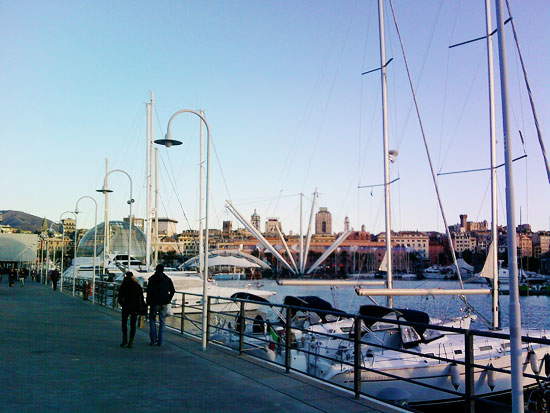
[{"x1": 220, "y1": 278, "x2": 550, "y2": 331}]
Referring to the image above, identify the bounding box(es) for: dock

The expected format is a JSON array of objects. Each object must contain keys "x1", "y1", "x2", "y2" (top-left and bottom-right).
[{"x1": 0, "y1": 282, "x2": 399, "y2": 412}]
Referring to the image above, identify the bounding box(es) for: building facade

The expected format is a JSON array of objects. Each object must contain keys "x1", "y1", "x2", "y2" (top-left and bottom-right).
[{"x1": 315, "y1": 207, "x2": 332, "y2": 235}]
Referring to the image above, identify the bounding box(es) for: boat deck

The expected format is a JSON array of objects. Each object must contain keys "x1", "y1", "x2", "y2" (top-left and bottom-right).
[{"x1": 0, "y1": 281, "x2": 399, "y2": 412}]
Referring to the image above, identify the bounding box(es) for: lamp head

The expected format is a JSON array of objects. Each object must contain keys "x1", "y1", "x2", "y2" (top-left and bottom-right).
[
  {"x1": 96, "y1": 187, "x2": 114, "y2": 194},
  {"x1": 155, "y1": 132, "x2": 182, "y2": 148}
]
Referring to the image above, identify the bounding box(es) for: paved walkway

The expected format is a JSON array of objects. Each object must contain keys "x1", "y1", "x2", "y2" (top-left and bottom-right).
[{"x1": 0, "y1": 282, "x2": 398, "y2": 413}]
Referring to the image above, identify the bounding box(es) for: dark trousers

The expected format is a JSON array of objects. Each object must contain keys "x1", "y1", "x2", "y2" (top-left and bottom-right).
[
  {"x1": 121, "y1": 310, "x2": 138, "y2": 344},
  {"x1": 52, "y1": 280, "x2": 58, "y2": 291}
]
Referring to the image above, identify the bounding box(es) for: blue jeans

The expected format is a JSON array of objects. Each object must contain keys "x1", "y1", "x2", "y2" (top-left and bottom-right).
[{"x1": 149, "y1": 304, "x2": 167, "y2": 344}]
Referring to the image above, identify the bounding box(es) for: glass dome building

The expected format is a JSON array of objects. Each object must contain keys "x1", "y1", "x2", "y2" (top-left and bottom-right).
[{"x1": 76, "y1": 221, "x2": 146, "y2": 260}]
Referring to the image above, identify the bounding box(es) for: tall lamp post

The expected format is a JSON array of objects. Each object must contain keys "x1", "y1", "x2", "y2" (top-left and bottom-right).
[
  {"x1": 155, "y1": 109, "x2": 211, "y2": 351},
  {"x1": 59, "y1": 210, "x2": 77, "y2": 292},
  {"x1": 98, "y1": 169, "x2": 134, "y2": 270},
  {"x1": 75, "y1": 196, "x2": 98, "y2": 303}
]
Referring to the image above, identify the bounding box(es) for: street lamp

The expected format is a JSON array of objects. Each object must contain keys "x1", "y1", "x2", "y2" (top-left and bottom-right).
[
  {"x1": 59, "y1": 210, "x2": 77, "y2": 292},
  {"x1": 98, "y1": 169, "x2": 134, "y2": 270},
  {"x1": 75, "y1": 196, "x2": 98, "y2": 303},
  {"x1": 155, "y1": 109, "x2": 211, "y2": 351}
]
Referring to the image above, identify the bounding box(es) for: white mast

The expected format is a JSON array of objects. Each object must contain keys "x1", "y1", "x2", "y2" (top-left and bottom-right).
[
  {"x1": 484, "y1": 0, "x2": 499, "y2": 330},
  {"x1": 302, "y1": 190, "x2": 317, "y2": 273},
  {"x1": 299, "y1": 192, "x2": 304, "y2": 274},
  {"x1": 495, "y1": 0, "x2": 523, "y2": 410},
  {"x1": 378, "y1": 0, "x2": 393, "y2": 307},
  {"x1": 145, "y1": 93, "x2": 154, "y2": 271}
]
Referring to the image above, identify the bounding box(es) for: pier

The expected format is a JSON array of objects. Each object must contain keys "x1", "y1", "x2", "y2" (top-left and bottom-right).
[{"x1": 0, "y1": 282, "x2": 398, "y2": 413}]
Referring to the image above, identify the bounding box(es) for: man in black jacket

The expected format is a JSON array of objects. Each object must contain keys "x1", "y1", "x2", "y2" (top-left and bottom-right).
[{"x1": 146, "y1": 264, "x2": 175, "y2": 346}]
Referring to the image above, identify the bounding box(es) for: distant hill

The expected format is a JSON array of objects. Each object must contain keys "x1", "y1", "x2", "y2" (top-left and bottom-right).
[{"x1": 0, "y1": 210, "x2": 60, "y2": 233}]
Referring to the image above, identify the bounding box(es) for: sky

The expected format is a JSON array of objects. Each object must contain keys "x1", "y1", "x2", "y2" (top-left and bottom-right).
[{"x1": 1, "y1": 0, "x2": 549, "y2": 234}]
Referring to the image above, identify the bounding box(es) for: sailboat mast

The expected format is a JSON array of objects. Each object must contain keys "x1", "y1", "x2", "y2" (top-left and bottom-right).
[
  {"x1": 145, "y1": 93, "x2": 154, "y2": 271},
  {"x1": 299, "y1": 192, "x2": 304, "y2": 274},
  {"x1": 378, "y1": 0, "x2": 393, "y2": 307},
  {"x1": 484, "y1": 0, "x2": 499, "y2": 330},
  {"x1": 495, "y1": 0, "x2": 523, "y2": 410}
]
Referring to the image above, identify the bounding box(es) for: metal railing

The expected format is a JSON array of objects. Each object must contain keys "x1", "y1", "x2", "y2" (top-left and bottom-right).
[{"x1": 56, "y1": 280, "x2": 550, "y2": 412}]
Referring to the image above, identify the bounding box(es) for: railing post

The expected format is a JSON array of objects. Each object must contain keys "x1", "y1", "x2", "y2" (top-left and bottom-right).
[
  {"x1": 354, "y1": 316, "x2": 361, "y2": 399},
  {"x1": 238, "y1": 301, "x2": 245, "y2": 355},
  {"x1": 285, "y1": 306, "x2": 291, "y2": 373},
  {"x1": 206, "y1": 296, "x2": 211, "y2": 345},
  {"x1": 180, "y1": 293, "x2": 185, "y2": 334},
  {"x1": 464, "y1": 330, "x2": 475, "y2": 413}
]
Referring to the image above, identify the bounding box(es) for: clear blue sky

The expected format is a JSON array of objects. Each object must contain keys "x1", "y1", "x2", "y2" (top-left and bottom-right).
[{"x1": 1, "y1": 0, "x2": 549, "y2": 234}]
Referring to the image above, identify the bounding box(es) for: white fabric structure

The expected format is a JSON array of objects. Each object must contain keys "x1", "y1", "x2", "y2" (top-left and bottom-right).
[
  {"x1": 185, "y1": 255, "x2": 260, "y2": 269},
  {"x1": 0, "y1": 233, "x2": 38, "y2": 262}
]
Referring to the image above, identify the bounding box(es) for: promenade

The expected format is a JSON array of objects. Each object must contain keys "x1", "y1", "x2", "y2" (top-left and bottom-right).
[{"x1": 0, "y1": 282, "x2": 396, "y2": 413}]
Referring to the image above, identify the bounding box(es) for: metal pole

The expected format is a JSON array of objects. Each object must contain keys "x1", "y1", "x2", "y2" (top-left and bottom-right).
[
  {"x1": 103, "y1": 158, "x2": 110, "y2": 270},
  {"x1": 238, "y1": 301, "x2": 245, "y2": 355},
  {"x1": 378, "y1": 0, "x2": 393, "y2": 308},
  {"x1": 285, "y1": 306, "x2": 291, "y2": 373},
  {"x1": 145, "y1": 96, "x2": 153, "y2": 271},
  {"x1": 198, "y1": 110, "x2": 205, "y2": 279},
  {"x1": 464, "y1": 331, "x2": 475, "y2": 413},
  {"x1": 154, "y1": 148, "x2": 159, "y2": 267},
  {"x1": 73, "y1": 212, "x2": 78, "y2": 296},
  {"x1": 203, "y1": 112, "x2": 211, "y2": 351},
  {"x1": 75, "y1": 196, "x2": 98, "y2": 302},
  {"x1": 495, "y1": 0, "x2": 523, "y2": 410},
  {"x1": 299, "y1": 192, "x2": 304, "y2": 274},
  {"x1": 485, "y1": 0, "x2": 500, "y2": 330},
  {"x1": 45, "y1": 240, "x2": 50, "y2": 284},
  {"x1": 61, "y1": 226, "x2": 64, "y2": 291},
  {"x1": 353, "y1": 316, "x2": 361, "y2": 399}
]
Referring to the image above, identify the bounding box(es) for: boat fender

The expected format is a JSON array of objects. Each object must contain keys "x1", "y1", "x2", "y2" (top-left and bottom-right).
[
  {"x1": 528, "y1": 350, "x2": 540, "y2": 375},
  {"x1": 449, "y1": 362, "x2": 460, "y2": 390},
  {"x1": 487, "y1": 363, "x2": 496, "y2": 391}
]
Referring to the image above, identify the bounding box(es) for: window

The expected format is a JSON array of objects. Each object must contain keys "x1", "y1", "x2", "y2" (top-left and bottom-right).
[{"x1": 479, "y1": 345, "x2": 493, "y2": 351}]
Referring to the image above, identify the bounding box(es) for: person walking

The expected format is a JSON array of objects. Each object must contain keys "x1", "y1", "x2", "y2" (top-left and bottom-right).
[
  {"x1": 8, "y1": 268, "x2": 16, "y2": 287},
  {"x1": 50, "y1": 268, "x2": 60, "y2": 291},
  {"x1": 146, "y1": 264, "x2": 175, "y2": 346},
  {"x1": 117, "y1": 271, "x2": 145, "y2": 348}
]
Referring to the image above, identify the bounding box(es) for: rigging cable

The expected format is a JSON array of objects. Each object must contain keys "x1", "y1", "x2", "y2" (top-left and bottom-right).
[
  {"x1": 387, "y1": 0, "x2": 491, "y2": 327},
  {"x1": 505, "y1": 0, "x2": 550, "y2": 184}
]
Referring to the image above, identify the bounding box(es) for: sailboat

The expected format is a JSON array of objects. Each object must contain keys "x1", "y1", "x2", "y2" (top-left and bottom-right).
[{"x1": 261, "y1": 0, "x2": 550, "y2": 407}]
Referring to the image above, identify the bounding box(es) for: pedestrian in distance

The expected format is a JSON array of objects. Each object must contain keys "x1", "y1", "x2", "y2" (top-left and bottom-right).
[
  {"x1": 8, "y1": 268, "x2": 16, "y2": 287},
  {"x1": 18, "y1": 269, "x2": 26, "y2": 287},
  {"x1": 146, "y1": 264, "x2": 175, "y2": 346},
  {"x1": 50, "y1": 268, "x2": 60, "y2": 291},
  {"x1": 117, "y1": 271, "x2": 145, "y2": 348}
]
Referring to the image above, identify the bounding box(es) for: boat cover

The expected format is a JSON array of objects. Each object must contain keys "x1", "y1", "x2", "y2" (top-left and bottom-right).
[
  {"x1": 230, "y1": 292, "x2": 271, "y2": 304},
  {"x1": 283, "y1": 296, "x2": 347, "y2": 322},
  {"x1": 359, "y1": 305, "x2": 431, "y2": 347}
]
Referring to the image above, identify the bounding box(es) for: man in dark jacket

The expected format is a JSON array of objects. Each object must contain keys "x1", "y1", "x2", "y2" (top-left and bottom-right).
[{"x1": 146, "y1": 264, "x2": 175, "y2": 346}]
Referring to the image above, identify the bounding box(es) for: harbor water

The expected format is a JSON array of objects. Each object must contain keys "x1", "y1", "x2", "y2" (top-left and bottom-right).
[{"x1": 220, "y1": 278, "x2": 550, "y2": 331}]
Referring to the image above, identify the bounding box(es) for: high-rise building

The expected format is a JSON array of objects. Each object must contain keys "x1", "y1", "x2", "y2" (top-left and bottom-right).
[
  {"x1": 315, "y1": 207, "x2": 332, "y2": 235},
  {"x1": 251, "y1": 209, "x2": 260, "y2": 231}
]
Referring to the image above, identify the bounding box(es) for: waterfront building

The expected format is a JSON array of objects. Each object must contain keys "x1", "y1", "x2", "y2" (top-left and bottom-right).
[
  {"x1": 315, "y1": 207, "x2": 332, "y2": 235},
  {"x1": 265, "y1": 218, "x2": 281, "y2": 234},
  {"x1": 157, "y1": 218, "x2": 178, "y2": 237},
  {"x1": 123, "y1": 216, "x2": 145, "y2": 232},
  {"x1": 61, "y1": 218, "x2": 76, "y2": 234},
  {"x1": 377, "y1": 231, "x2": 429, "y2": 258},
  {"x1": 451, "y1": 232, "x2": 477, "y2": 253}
]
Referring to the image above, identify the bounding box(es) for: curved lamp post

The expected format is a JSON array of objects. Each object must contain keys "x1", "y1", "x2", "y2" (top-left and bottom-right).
[
  {"x1": 155, "y1": 109, "x2": 211, "y2": 351},
  {"x1": 98, "y1": 169, "x2": 134, "y2": 271},
  {"x1": 59, "y1": 210, "x2": 77, "y2": 292},
  {"x1": 75, "y1": 196, "x2": 98, "y2": 303}
]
